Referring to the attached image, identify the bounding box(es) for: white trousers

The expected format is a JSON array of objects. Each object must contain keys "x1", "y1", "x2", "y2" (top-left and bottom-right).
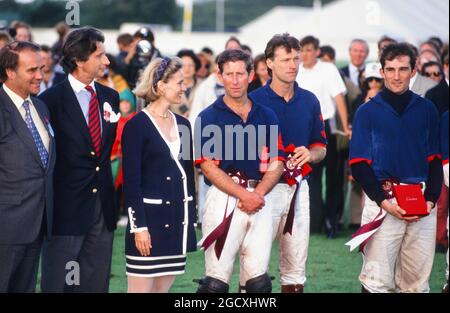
[
  {"x1": 239, "y1": 182, "x2": 310, "y2": 286},
  {"x1": 202, "y1": 186, "x2": 273, "y2": 284},
  {"x1": 359, "y1": 195, "x2": 437, "y2": 293}
]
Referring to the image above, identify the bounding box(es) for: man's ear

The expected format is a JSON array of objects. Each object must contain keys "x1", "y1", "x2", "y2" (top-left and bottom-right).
[
  {"x1": 266, "y1": 58, "x2": 273, "y2": 72},
  {"x1": 75, "y1": 59, "x2": 84, "y2": 70},
  {"x1": 216, "y1": 71, "x2": 224, "y2": 85},
  {"x1": 315, "y1": 49, "x2": 321, "y2": 58},
  {"x1": 5, "y1": 68, "x2": 16, "y2": 81},
  {"x1": 248, "y1": 69, "x2": 255, "y2": 83}
]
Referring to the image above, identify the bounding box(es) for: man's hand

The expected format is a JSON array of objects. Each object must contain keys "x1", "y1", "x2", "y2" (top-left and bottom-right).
[
  {"x1": 380, "y1": 200, "x2": 420, "y2": 222},
  {"x1": 237, "y1": 190, "x2": 265, "y2": 214},
  {"x1": 291, "y1": 146, "x2": 311, "y2": 168},
  {"x1": 135, "y1": 230, "x2": 152, "y2": 256},
  {"x1": 344, "y1": 126, "x2": 352, "y2": 139}
]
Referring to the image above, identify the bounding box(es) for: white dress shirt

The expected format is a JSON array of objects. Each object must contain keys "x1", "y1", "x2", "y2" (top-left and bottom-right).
[
  {"x1": 68, "y1": 74, "x2": 102, "y2": 133},
  {"x1": 2, "y1": 84, "x2": 50, "y2": 152},
  {"x1": 297, "y1": 60, "x2": 347, "y2": 121},
  {"x1": 348, "y1": 62, "x2": 364, "y2": 86}
]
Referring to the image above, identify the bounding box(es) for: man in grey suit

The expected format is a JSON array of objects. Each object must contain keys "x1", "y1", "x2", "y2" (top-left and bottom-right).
[
  {"x1": 410, "y1": 72, "x2": 437, "y2": 97},
  {"x1": 0, "y1": 41, "x2": 55, "y2": 292}
]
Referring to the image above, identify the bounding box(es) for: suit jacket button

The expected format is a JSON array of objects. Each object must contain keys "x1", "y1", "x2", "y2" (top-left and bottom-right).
[
  {"x1": 182, "y1": 222, "x2": 186, "y2": 225},
  {"x1": 182, "y1": 176, "x2": 186, "y2": 180},
  {"x1": 165, "y1": 224, "x2": 170, "y2": 228},
  {"x1": 90, "y1": 151, "x2": 95, "y2": 156},
  {"x1": 96, "y1": 166, "x2": 100, "y2": 172},
  {"x1": 166, "y1": 201, "x2": 171, "y2": 205},
  {"x1": 92, "y1": 188, "x2": 98, "y2": 194},
  {"x1": 166, "y1": 177, "x2": 171, "y2": 181}
]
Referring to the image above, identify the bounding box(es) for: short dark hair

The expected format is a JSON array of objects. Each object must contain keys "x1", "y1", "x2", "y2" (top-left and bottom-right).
[
  {"x1": 177, "y1": 49, "x2": 201, "y2": 71},
  {"x1": 13, "y1": 21, "x2": 31, "y2": 32},
  {"x1": 225, "y1": 36, "x2": 241, "y2": 49},
  {"x1": 0, "y1": 31, "x2": 13, "y2": 44},
  {"x1": 264, "y1": 33, "x2": 300, "y2": 76},
  {"x1": 377, "y1": 35, "x2": 397, "y2": 50},
  {"x1": 117, "y1": 33, "x2": 133, "y2": 46},
  {"x1": 217, "y1": 49, "x2": 253, "y2": 74},
  {"x1": 299, "y1": 35, "x2": 320, "y2": 50},
  {"x1": 40, "y1": 44, "x2": 51, "y2": 53},
  {"x1": 0, "y1": 41, "x2": 41, "y2": 82},
  {"x1": 60, "y1": 27, "x2": 105, "y2": 74},
  {"x1": 380, "y1": 43, "x2": 416, "y2": 70},
  {"x1": 319, "y1": 45, "x2": 335, "y2": 61},
  {"x1": 241, "y1": 44, "x2": 252, "y2": 54},
  {"x1": 201, "y1": 47, "x2": 214, "y2": 55}
]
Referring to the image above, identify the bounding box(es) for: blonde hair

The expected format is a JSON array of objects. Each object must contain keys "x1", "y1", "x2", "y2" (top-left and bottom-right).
[{"x1": 135, "y1": 57, "x2": 182, "y2": 103}]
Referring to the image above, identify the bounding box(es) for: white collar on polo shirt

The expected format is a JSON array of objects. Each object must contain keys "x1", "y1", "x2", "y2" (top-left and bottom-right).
[{"x1": 68, "y1": 73, "x2": 96, "y2": 94}]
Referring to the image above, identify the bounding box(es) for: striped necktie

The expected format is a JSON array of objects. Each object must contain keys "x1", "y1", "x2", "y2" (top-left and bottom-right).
[
  {"x1": 85, "y1": 86, "x2": 101, "y2": 156},
  {"x1": 23, "y1": 100, "x2": 49, "y2": 167}
]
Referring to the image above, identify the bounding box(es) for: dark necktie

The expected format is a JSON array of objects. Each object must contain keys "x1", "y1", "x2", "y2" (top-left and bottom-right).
[
  {"x1": 23, "y1": 100, "x2": 49, "y2": 167},
  {"x1": 85, "y1": 86, "x2": 101, "y2": 156}
]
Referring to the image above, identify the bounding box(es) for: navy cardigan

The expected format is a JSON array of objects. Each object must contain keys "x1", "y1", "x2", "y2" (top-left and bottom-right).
[{"x1": 122, "y1": 111, "x2": 197, "y2": 256}]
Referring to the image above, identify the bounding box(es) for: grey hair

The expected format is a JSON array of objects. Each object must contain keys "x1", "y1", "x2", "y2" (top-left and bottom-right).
[{"x1": 349, "y1": 38, "x2": 369, "y2": 54}]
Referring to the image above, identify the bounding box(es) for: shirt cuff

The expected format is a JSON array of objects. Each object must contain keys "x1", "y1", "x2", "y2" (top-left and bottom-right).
[{"x1": 130, "y1": 227, "x2": 148, "y2": 234}]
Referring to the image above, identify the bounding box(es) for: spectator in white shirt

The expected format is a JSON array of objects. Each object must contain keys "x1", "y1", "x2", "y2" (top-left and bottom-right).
[{"x1": 296, "y1": 35, "x2": 350, "y2": 238}]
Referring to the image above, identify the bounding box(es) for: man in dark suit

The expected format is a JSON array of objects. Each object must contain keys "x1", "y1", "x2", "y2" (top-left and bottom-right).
[
  {"x1": 340, "y1": 39, "x2": 369, "y2": 88},
  {"x1": 37, "y1": 45, "x2": 66, "y2": 95},
  {"x1": 39, "y1": 27, "x2": 120, "y2": 293},
  {"x1": 426, "y1": 54, "x2": 449, "y2": 253},
  {"x1": 426, "y1": 54, "x2": 449, "y2": 116},
  {"x1": 0, "y1": 41, "x2": 55, "y2": 292}
]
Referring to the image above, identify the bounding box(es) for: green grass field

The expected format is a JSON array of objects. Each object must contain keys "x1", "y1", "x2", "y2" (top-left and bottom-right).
[{"x1": 108, "y1": 227, "x2": 447, "y2": 293}]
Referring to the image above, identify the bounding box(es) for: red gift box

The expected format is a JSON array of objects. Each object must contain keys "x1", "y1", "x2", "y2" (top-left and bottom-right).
[{"x1": 392, "y1": 184, "x2": 429, "y2": 217}]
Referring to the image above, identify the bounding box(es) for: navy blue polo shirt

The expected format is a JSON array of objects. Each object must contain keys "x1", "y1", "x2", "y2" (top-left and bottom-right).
[
  {"x1": 250, "y1": 80, "x2": 327, "y2": 150},
  {"x1": 441, "y1": 110, "x2": 449, "y2": 165},
  {"x1": 194, "y1": 95, "x2": 285, "y2": 185},
  {"x1": 349, "y1": 92, "x2": 440, "y2": 183}
]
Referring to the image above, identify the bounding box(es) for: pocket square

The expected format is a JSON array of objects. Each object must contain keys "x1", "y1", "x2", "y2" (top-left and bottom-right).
[{"x1": 103, "y1": 102, "x2": 120, "y2": 123}]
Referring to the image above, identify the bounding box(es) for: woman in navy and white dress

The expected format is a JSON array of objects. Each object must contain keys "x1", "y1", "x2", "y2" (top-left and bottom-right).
[{"x1": 122, "y1": 57, "x2": 197, "y2": 292}]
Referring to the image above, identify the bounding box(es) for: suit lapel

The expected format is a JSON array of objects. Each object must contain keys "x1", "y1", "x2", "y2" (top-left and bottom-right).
[
  {"x1": 0, "y1": 88, "x2": 44, "y2": 168},
  {"x1": 61, "y1": 80, "x2": 93, "y2": 148}
]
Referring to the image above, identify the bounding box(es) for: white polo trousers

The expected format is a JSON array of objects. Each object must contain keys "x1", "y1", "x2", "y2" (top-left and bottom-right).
[
  {"x1": 239, "y1": 182, "x2": 310, "y2": 286},
  {"x1": 202, "y1": 185, "x2": 273, "y2": 284},
  {"x1": 359, "y1": 195, "x2": 437, "y2": 293}
]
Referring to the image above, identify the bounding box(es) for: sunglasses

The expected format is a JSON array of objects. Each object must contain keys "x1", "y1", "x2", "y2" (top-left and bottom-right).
[{"x1": 424, "y1": 72, "x2": 441, "y2": 78}]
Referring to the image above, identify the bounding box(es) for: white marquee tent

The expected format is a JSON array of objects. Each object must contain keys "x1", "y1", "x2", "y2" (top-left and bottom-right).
[
  {"x1": 239, "y1": 0, "x2": 449, "y2": 61},
  {"x1": 32, "y1": 0, "x2": 449, "y2": 61}
]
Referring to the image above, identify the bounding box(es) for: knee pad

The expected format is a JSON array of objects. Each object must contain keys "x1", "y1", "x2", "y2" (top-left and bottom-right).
[
  {"x1": 245, "y1": 273, "x2": 272, "y2": 293},
  {"x1": 196, "y1": 276, "x2": 229, "y2": 293}
]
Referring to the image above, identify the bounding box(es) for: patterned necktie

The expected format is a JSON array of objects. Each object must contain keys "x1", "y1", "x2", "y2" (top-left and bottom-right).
[
  {"x1": 85, "y1": 86, "x2": 101, "y2": 156},
  {"x1": 23, "y1": 100, "x2": 49, "y2": 167}
]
